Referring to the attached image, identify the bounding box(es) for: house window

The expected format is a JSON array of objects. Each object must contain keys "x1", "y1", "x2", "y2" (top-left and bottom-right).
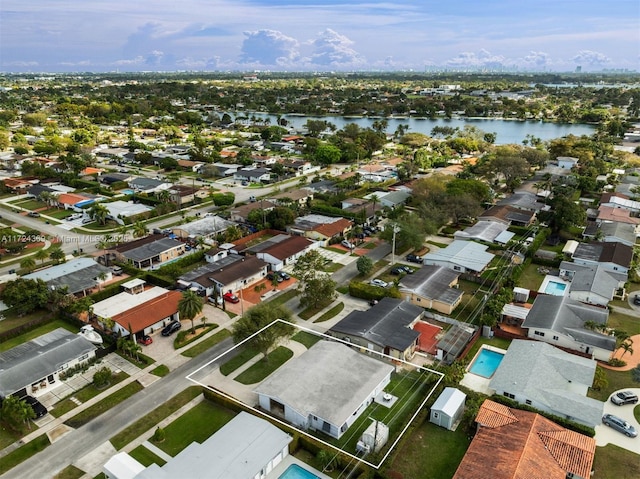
[
  {"x1": 78, "y1": 354, "x2": 89, "y2": 362},
  {"x1": 453, "y1": 266, "x2": 461, "y2": 271},
  {"x1": 525, "y1": 400, "x2": 532, "y2": 405},
  {"x1": 534, "y1": 331, "x2": 545, "y2": 337},
  {"x1": 552, "y1": 335, "x2": 559, "y2": 341},
  {"x1": 503, "y1": 392, "x2": 515, "y2": 399}
]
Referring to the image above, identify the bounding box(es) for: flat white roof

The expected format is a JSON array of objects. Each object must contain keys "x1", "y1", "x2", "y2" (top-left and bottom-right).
[
  {"x1": 92, "y1": 286, "x2": 169, "y2": 319},
  {"x1": 106, "y1": 200, "x2": 153, "y2": 218},
  {"x1": 122, "y1": 278, "x2": 146, "y2": 289}
]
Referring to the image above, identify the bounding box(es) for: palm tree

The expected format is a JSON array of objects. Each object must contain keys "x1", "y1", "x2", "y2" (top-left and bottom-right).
[
  {"x1": 96, "y1": 271, "x2": 108, "y2": 291},
  {"x1": 619, "y1": 339, "x2": 634, "y2": 359},
  {"x1": 178, "y1": 289, "x2": 203, "y2": 334},
  {"x1": 88, "y1": 203, "x2": 109, "y2": 225},
  {"x1": 20, "y1": 257, "x2": 36, "y2": 272},
  {"x1": 49, "y1": 247, "x2": 65, "y2": 264},
  {"x1": 132, "y1": 221, "x2": 147, "y2": 238},
  {"x1": 34, "y1": 249, "x2": 48, "y2": 264}
]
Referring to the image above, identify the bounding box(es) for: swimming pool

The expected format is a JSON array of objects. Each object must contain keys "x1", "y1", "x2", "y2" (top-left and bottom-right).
[
  {"x1": 468, "y1": 348, "x2": 505, "y2": 378},
  {"x1": 544, "y1": 280, "x2": 567, "y2": 296},
  {"x1": 279, "y1": 464, "x2": 320, "y2": 479},
  {"x1": 120, "y1": 188, "x2": 134, "y2": 195}
]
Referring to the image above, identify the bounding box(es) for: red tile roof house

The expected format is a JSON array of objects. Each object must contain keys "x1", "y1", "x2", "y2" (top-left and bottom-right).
[
  {"x1": 453, "y1": 399, "x2": 596, "y2": 479},
  {"x1": 288, "y1": 214, "x2": 353, "y2": 245},
  {"x1": 55, "y1": 192, "x2": 94, "y2": 210}
]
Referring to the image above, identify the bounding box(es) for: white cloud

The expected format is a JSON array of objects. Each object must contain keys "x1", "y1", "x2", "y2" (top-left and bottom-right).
[
  {"x1": 240, "y1": 29, "x2": 299, "y2": 65},
  {"x1": 520, "y1": 51, "x2": 549, "y2": 67},
  {"x1": 572, "y1": 50, "x2": 611, "y2": 65},
  {"x1": 309, "y1": 29, "x2": 364, "y2": 66},
  {"x1": 445, "y1": 49, "x2": 505, "y2": 68}
]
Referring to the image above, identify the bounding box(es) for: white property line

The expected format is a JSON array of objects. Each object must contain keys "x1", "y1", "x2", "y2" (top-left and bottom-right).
[{"x1": 186, "y1": 319, "x2": 444, "y2": 470}]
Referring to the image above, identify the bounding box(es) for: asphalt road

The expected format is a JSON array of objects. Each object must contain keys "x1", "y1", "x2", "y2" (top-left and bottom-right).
[
  {"x1": 331, "y1": 242, "x2": 392, "y2": 285},
  {"x1": 4, "y1": 337, "x2": 236, "y2": 479}
]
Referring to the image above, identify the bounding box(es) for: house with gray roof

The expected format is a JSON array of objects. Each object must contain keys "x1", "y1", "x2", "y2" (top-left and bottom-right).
[
  {"x1": 453, "y1": 220, "x2": 514, "y2": 244},
  {"x1": 489, "y1": 340, "x2": 603, "y2": 428},
  {"x1": 423, "y1": 240, "x2": 495, "y2": 274},
  {"x1": 399, "y1": 265, "x2": 463, "y2": 314},
  {"x1": 104, "y1": 201, "x2": 153, "y2": 225},
  {"x1": 328, "y1": 298, "x2": 422, "y2": 361},
  {"x1": 571, "y1": 241, "x2": 633, "y2": 274},
  {"x1": 255, "y1": 341, "x2": 394, "y2": 439},
  {"x1": 0, "y1": 328, "x2": 96, "y2": 399},
  {"x1": 23, "y1": 257, "x2": 112, "y2": 296},
  {"x1": 496, "y1": 191, "x2": 547, "y2": 213},
  {"x1": 104, "y1": 412, "x2": 292, "y2": 479},
  {"x1": 112, "y1": 234, "x2": 186, "y2": 269},
  {"x1": 521, "y1": 294, "x2": 615, "y2": 361},
  {"x1": 559, "y1": 261, "x2": 627, "y2": 307},
  {"x1": 172, "y1": 215, "x2": 236, "y2": 240},
  {"x1": 583, "y1": 221, "x2": 638, "y2": 248},
  {"x1": 128, "y1": 177, "x2": 172, "y2": 194}
]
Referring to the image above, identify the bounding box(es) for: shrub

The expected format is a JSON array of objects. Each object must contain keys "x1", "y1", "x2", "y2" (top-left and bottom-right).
[
  {"x1": 93, "y1": 366, "x2": 113, "y2": 389},
  {"x1": 152, "y1": 426, "x2": 166, "y2": 443},
  {"x1": 348, "y1": 281, "x2": 401, "y2": 301},
  {"x1": 608, "y1": 358, "x2": 627, "y2": 367}
]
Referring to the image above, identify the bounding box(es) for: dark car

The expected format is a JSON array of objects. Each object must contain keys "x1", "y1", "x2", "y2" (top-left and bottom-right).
[
  {"x1": 277, "y1": 271, "x2": 290, "y2": 280},
  {"x1": 161, "y1": 321, "x2": 182, "y2": 336},
  {"x1": 24, "y1": 395, "x2": 47, "y2": 418},
  {"x1": 267, "y1": 272, "x2": 283, "y2": 283},
  {"x1": 634, "y1": 295, "x2": 640, "y2": 305},
  {"x1": 390, "y1": 266, "x2": 406, "y2": 275},
  {"x1": 406, "y1": 254, "x2": 422, "y2": 263},
  {"x1": 137, "y1": 335, "x2": 153, "y2": 346},
  {"x1": 602, "y1": 413, "x2": 638, "y2": 437},
  {"x1": 610, "y1": 390, "x2": 639, "y2": 406}
]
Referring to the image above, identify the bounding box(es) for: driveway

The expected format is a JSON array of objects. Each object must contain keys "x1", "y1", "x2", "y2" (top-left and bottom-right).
[{"x1": 594, "y1": 388, "x2": 640, "y2": 454}]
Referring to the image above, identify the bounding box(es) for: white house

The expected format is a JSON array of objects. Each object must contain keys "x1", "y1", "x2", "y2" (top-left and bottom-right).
[
  {"x1": 422, "y1": 240, "x2": 495, "y2": 274},
  {"x1": 255, "y1": 341, "x2": 394, "y2": 439},
  {"x1": 557, "y1": 156, "x2": 579, "y2": 169},
  {"x1": 430, "y1": 387, "x2": 466, "y2": 431},
  {"x1": 560, "y1": 261, "x2": 627, "y2": 307},
  {"x1": 253, "y1": 235, "x2": 318, "y2": 271}
]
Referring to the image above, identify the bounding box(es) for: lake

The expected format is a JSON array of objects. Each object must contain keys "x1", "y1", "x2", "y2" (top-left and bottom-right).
[{"x1": 243, "y1": 112, "x2": 595, "y2": 145}]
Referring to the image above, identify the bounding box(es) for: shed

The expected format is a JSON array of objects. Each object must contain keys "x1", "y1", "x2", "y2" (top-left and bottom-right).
[
  {"x1": 430, "y1": 387, "x2": 466, "y2": 431},
  {"x1": 562, "y1": 240, "x2": 579, "y2": 256}
]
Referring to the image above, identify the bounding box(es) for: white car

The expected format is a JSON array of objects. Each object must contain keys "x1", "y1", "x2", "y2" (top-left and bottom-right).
[
  {"x1": 341, "y1": 240, "x2": 354, "y2": 249},
  {"x1": 370, "y1": 279, "x2": 388, "y2": 288}
]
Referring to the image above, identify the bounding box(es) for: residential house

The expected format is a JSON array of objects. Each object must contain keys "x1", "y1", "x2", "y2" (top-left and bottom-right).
[
  {"x1": 3, "y1": 177, "x2": 39, "y2": 193},
  {"x1": 430, "y1": 387, "x2": 466, "y2": 431},
  {"x1": 104, "y1": 201, "x2": 153, "y2": 225},
  {"x1": 341, "y1": 198, "x2": 381, "y2": 224},
  {"x1": 398, "y1": 265, "x2": 464, "y2": 314},
  {"x1": 282, "y1": 158, "x2": 314, "y2": 175},
  {"x1": 288, "y1": 214, "x2": 353, "y2": 245},
  {"x1": 489, "y1": 340, "x2": 604, "y2": 428},
  {"x1": 178, "y1": 254, "x2": 268, "y2": 298},
  {"x1": 599, "y1": 192, "x2": 640, "y2": 213},
  {"x1": 252, "y1": 235, "x2": 318, "y2": 271},
  {"x1": 176, "y1": 159, "x2": 204, "y2": 172},
  {"x1": 168, "y1": 185, "x2": 207, "y2": 207},
  {"x1": 572, "y1": 241, "x2": 633, "y2": 274},
  {"x1": 366, "y1": 190, "x2": 411, "y2": 209},
  {"x1": 521, "y1": 294, "x2": 615, "y2": 361},
  {"x1": 25, "y1": 183, "x2": 56, "y2": 200},
  {"x1": 269, "y1": 188, "x2": 314, "y2": 207},
  {"x1": 0, "y1": 328, "x2": 96, "y2": 399},
  {"x1": 100, "y1": 172, "x2": 133, "y2": 186},
  {"x1": 303, "y1": 179, "x2": 337, "y2": 194},
  {"x1": 229, "y1": 200, "x2": 275, "y2": 223},
  {"x1": 91, "y1": 279, "x2": 181, "y2": 338},
  {"x1": 255, "y1": 341, "x2": 394, "y2": 439},
  {"x1": 559, "y1": 261, "x2": 626, "y2": 307},
  {"x1": 596, "y1": 205, "x2": 640, "y2": 225},
  {"x1": 95, "y1": 147, "x2": 129, "y2": 159},
  {"x1": 453, "y1": 220, "x2": 515, "y2": 244},
  {"x1": 583, "y1": 221, "x2": 638, "y2": 247},
  {"x1": 24, "y1": 257, "x2": 112, "y2": 296},
  {"x1": 233, "y1": 168, "x2": 271, "y2": 184},
  {"x1": 128, "y1": 177, "x2": 172, "y2": 194},
  {"x1": 172, "y1": 215, "x2": 236, "y2": 240},
  {"x1": 423, "y1": 240, "x2": 495, "y2": 275},
  {"x1": 328, "y1": 298, "x2": 423, "y2": 361},
  {"x1": 111, "y1": 234, "x2": 186, "y2": 269},
  {"x1": 204, "y1": 248, "x2": 229, "y2": 264},
  {"x1": 55, "y1": 192, "x2": 95, "y2": 210},
  {"x1": 557, "y1": 156, "x2": 579, "y2": 169},
  {"x1": 103, "y1": 412, "x2": 292, "y2": 479},
  {"x1": 453, "y1": 399, "x2": 596, "y2": 479},
  {"x1": 496, "y1": 191, "x2": 547, "y2": 213},
  {"x1": 479, "y1": 204, "x2": 536, "y2": 227}
]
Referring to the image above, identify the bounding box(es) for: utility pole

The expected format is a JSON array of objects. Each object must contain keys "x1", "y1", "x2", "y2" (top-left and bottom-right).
[{"x1": 391, "y1": 224, "x2": 400, "y2": 265}]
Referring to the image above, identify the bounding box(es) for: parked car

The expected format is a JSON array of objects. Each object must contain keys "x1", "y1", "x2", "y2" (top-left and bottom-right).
[
  {"x1": 208, "y1": 295, "x2": 223, "y2": 305},
  {"x1": 223, "y1": 291, "x2": 240, "y2": 303},
  {"x1": 267, "y1": 272, "x2": 283, "y2": 283},
  {"x1": 24, "y1": 395, "x2": 47, "y2": 418},
  {"x1": 369, "y1": 299, "x2": 379, "y2": 306},
  {"x1": 634, "y1": 295, "x2": 640, "y2": 305},
  {"x1": 401, "y1": 266, "x2": 415, "y2": 274},
  {"x1": 341, "y1": 240, "x2": 354, "y2": 249},
  {"x1": 390, "y1": 267, "x2": 406, "y2": 275},
  {"x1": 161, "y1": 321, "x2": 182, "y2": 337},
  {"x1": 277, "y1": 271, "x2": 290, "y2": 281},
  {"x1": 370, "y1": 279, "x2": 388, "y2": 288},
  {"x1": 137, "y1": 335, "x2": 153, "y2": 346},
  {"x1": 406, "y1": 254, "x2": 422, "y2": 263},
  {"x1": 610, "y1": 391, "x2": 639, "y2": 406},
  {"x1": 27, "y1": 211, "x2": 40, "y2": 218},
  {"x1": 602, "y1": 413, "x2": 638, "y2": 437},
  {"x1": 82, "y1": 217, "x2": 93, "y2": 224}
]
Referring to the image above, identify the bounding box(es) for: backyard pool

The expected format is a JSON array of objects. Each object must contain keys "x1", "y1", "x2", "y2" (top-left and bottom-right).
[
  {"x1": 544, "y1": 280, "x2": 567, "y2": 296},
  {"x1": 468, "y1": 348, "x2": 505, "y2": 378},
  {"x1": 278, "y1": 464, "x2": 320, "y2": 479},
  {"x1": 120, "y1": 189, "x2": 135, "y2": 195}
]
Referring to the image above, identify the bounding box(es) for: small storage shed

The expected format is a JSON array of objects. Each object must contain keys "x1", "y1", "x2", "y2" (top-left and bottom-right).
[{"x1": 430, "y1": 387, "x2": 466, "y2": 431}]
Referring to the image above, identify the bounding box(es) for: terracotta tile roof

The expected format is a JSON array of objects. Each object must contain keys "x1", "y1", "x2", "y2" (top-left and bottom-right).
[
  {"x1": 57, "y1": 193, "x2": 91, "y2": 205},
  {"x1": 313, "y1": 218, "x2": 353, "y2": 238},
  {"x1": 260, "y1": 235, "x2": 313, "y2": 260},
  {"x1": 453, "y1": 400, "x2": 595, "y2": 479},
  {"x1": 113, "y1": 290, "x2": 182, "y2": 333}
]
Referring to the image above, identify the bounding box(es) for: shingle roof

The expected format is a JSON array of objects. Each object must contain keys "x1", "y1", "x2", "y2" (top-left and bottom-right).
[
  {"x1": 423, "y1": 240, "x2": 495, "y2": 273},
  {"x1": 329, "y1": 298, "x2": 422, "y2": 351},
  {"x1": 119, "y1": 237, "x2": 184, "y2": 262},
  {"x1": 258, "y1": 235, "x2": 314, "y2": 261},
  {"x1": 179, "y1": 254, "x2": 267, "y2": 287},
  {"x1": 454, "y1": 399, "x2": 596, "y2": 479},
  {"x1": 399, "y1": 265, "x2": 463, "y2": 305},
  {"x1": 560, "y1": 261, "x2": 626, "y2": 301},
  {"x1": 24, "y1": 258, "x2": 112, "y2": 295}
]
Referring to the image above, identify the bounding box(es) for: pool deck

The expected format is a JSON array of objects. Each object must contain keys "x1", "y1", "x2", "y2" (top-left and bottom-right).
[
  {"x1": 538, "y1": 274, "x2": 570, "y2": 296},
  {"x1": 268, "y1": 455, "x2": 331, "y2": 479},
  {"x1": 461, "y1": 344, "x2": 508, "y2": 395}
]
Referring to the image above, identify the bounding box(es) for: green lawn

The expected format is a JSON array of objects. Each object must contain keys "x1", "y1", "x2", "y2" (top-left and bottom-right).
[
  {"x1": 292, "y1": 330, "x2": 322, "y2": 349},
  {"x1": 110, "y1": 387, "x2": 202, "y2": 450},
  {"x1": 129, "y1": 445, "x2": 167, "y2": 467},
  {"x1": 588, "y1": 368, "x2": 633, "y2": 402},
  {"x1": 13, "y1": 199, "x2": 46, "y2": 210},
  {"x1": 592, "y1": 444, "x2": 640, "y2": 479},
  {"x1": 386, "y1": 420, "x2": 471, "y2": 479},
  {"x1": 323, "y1": 246, "x2": 348, "y2": 255},
  {"x1": 0, "y1": 434, "x2": 50, "y2": 476},
  {"x1": 181, "y1": 329, "x2": 231, "y2": 358},
  {"x1": 219, "y1": 347, "x2": 260, "y2": 376},
  {"x1": 173, "y1": 323, "x2": 217, "y2": 349},
  {"x1": 516, "y1": 262, "x2": 545, "y2": 292},
  {"x1": 50, "y1": 372, "x2": 130, "y2": 418},
  {"x1": 235, "y1": 346, "x2": 293, "y2": 384},
  {"x1": 42, "y1": 209, "x2": 74, "y2": 220},
  {"x1": 53, "y1": 465, "x2": 85, "y2": 479},
  {"x1": 150, "y1": 365, "x2": 170, "y2": 377},
  {"x1": 607, "y1": 310, "x2": 640, "y2": 337},
  {"x1": 0, "y1": 308, "x2": 55, "y2": 335},
  {"x1": 264, "y1": 289, "x2": 298, "y2": 307},
  {"x1": 154, "y1": 400, "x2": 236, "y2": 457},
  {"x1": 314, "y1": 302, "x2": 345, "y2": 323},
  {"x1": 0, "y1": 318, "x2": 76, "y2": 351},
  {"x1": 64, "y1": 381, "x2": 144, "y2": 428},
  {"x1": 321, "y1": 262, "x2": 344, "y2": 273}
]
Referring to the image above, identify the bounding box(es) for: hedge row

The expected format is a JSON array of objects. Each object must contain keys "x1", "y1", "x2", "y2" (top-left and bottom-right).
[{"x1": 348, "y1": 281, "x2": 402, "y2": 301}]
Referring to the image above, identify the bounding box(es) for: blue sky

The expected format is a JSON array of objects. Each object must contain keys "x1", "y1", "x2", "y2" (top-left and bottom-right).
[{"x1": 1, "y1": 0, "x2": 638, "y2": 72}]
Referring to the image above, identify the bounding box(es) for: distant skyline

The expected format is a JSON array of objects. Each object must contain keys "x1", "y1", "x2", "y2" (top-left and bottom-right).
[{"x1": 1, "y1": 0, "x2": 639, "y2": 73}]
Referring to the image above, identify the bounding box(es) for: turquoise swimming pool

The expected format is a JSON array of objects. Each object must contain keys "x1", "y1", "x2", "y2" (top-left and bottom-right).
[
  {"x1": 544, "y1": 280, "x2": 567, "y2": 296},
  {"x1": 279, "y1": 464, "x2": 320, "y2": 479},
  {"x1": 469, "y1": 348, "x2": 505, "y2": 378}
]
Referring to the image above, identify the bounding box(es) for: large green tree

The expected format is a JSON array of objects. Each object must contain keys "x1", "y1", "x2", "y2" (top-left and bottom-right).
[
  {"x1": 232, "y1": 302, "x2": 294, "y2": 359},
  {"x1": 0, "y1": 395, "x2": 35, "y2": 432},
  {"x1": 2, "y1": 278, "x2": 50, "y2": 315},
  {"x1": 178, "y1": 289, "x2": 203, "y2": 334},
  {"x1": 293, "y1": 250, "x2": 337, "y2": 309}
]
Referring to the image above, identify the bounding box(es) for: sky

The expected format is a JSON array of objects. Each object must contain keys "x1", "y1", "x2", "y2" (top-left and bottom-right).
[{"x1": 1, "y1": 0, "x2": 638, "y2": 73}]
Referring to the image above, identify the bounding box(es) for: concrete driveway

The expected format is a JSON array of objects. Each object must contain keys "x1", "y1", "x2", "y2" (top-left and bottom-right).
[{"x1": 594, "y1": 388, "x2": 640, "y2": 454}]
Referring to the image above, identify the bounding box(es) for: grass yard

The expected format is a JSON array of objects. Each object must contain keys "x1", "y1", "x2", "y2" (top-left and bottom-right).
[
  {"x1": 235, "y1": 346, "x2": 293, "y2": 384},
  {"x1": 588, "y1": 368, "x2": 633, "y2": 402},
  {"x1": 450, "y1": 280, "x2": 485, "y2": 324},
  {"x1": 385, "y1": 420, "x2": 470, "y2": 479},
  {"x1": 0, "y1": 425, "x2": 26, "y2": 450},
  {"x1": 292, "y1": 330, "x2": 322, "y2": 349},
  {"x1": 0, "y1": 318, "x2": 75, "y2": 351},
  {"x1": 181, "y1": 329, "x2": 231, "y2": 358},
  {"x1": 42, "y1": 209, "x2": 74, "y2": 220},
  {"x1": 265, "y1": 289, "x2": 298, "y2": 307},
  {"x1": 110, "y1": 387, "x2": 202, "y2": 450},
  {"x1": 592, "y1": 444, "x2": 640, "y2": 479},
  {"x1": 219, "y1": 347, "x2": 260, "y2": 376},
  {"x1": 150, "y1": 365, "x2": 170, "y2": 377},
  {"x1": 129, "y1": 445, "x2": 167, "y2": 467},
  {"x1": 53, "y1": 465, "x2": 85, "y2": 479},
  {"x1": 13, "y1": 199, "x2": 46, "y2": 210},
  {"x1": 321, "y1": 261, "x2": 344, "y2": 273},
  {"x1": 516, "y1": 262, "x2": 546, "y2": 292},
  {"x1": 607, "y1": 310, "x2": 640, "y2": 337},
  {"x1": 0, "y1": 434, "x2": 50, "y2": 476},
  {"x1": 323, "y1": 246, "x2": 348, "y2": 255},
  {"x1": 64, "y1": 381, "x2": 144, "y2": 428},
  {"x1": 0, "y1": 308, "x2": 55, "y2": 335},
  {"x1": 50, "y1": 372, "x2": 130, "y2": 418},
  {"x1": 314, "y1": 302, "x2": 345, "y2": 323},
  {"x1": 173, "y1": 323, "x2": 217, "y2": 349},
  {"x1": 154, "y1": 400, "x2": 236, "y2": 457}
]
